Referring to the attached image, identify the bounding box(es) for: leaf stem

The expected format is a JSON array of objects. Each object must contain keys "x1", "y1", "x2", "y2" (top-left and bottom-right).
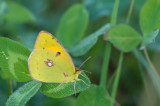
[
  {"x1": 143, "y1": 47, "x2": 160, "y2": 79},
  {"x1": 100, "y1": 42, "x2": 111, "y2": 88},
  {"x1": 126, "y1": 0, "x2": 134, "y2": 24},
  {"x1": 110, "y1": 52, "x2": 123, "y2": 106},
  {"x1": 100, "y1": 0, "x2": 119, "y2": 88},
  {"x1": 107, "y1": 69, "x2": 117, "y2": 89},
  {"x1": 111, "y1": 0, "x2": 119, "y2": 26}
]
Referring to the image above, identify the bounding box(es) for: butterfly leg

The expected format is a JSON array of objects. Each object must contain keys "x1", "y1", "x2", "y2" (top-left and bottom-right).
[
  {"x1": 80, "y1": 73, "x2": 89, "y2": 80},
  {"x1": 55, "y1": 73, "x2": 68, "y2": 90},
  {"x1": 78, "y1": 79, "x2": 90, "y2": 87},
  {"x1": 55, "y1": 80, "x2": 66, "y2": 90}
]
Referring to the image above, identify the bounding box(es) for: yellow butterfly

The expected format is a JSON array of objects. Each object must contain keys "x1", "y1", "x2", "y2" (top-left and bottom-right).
[{"x1": 28, "y1": 31, "x2": 90, "y2": 93}]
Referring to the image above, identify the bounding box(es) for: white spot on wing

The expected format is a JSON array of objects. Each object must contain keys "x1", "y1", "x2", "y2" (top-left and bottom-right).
[
  {"x1": 44, "y1": 59, "x2": 54, "y2": 67},
  {"x1": 48, "y1": 62, "x2": 53, "y2": 67}
]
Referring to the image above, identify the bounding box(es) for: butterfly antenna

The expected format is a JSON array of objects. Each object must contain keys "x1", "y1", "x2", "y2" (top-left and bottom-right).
[
  {"x1": 80, "y1": 73, "x2": 89, "y2": 80},
  {"x1": 81, "y1": 70, "x2": 92, "y2": 74},
  {"x1": 74, "y1": 80, "x2": 76, "y2": 96},
  {"x1": 79, "y1": 56, "x2": 91, "y2": 69}
]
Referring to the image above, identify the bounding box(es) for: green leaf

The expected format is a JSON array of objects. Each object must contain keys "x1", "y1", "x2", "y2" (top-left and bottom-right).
[
  {"x1": 140, "y1": 0, "x2": 160, "y2": 48},
  {"x1": 147, "y1": 33, "x2": 160, "y2": 51},
  {"x1": 40, "y1": 72, "x2": 90, "y2": 98},
  {"x1": 6, "y1": 81, "x2": 41, "y2": 106},
  {"x1": 3, "y1": 1, "x2": 35, "y2": 23},
  {"x1": 140, "y1": 0, "x2": 160, "y2": 34},
  {"x1": 76, "y1": 85, "x2": 111, "y2": 106},
  {"x1": 69, "y1": 24, "x2": 110, "y2": 56},
  {"x1": 0, "y1": 38, "x2": 32, "y2": 81},
  {"x1": 141, "y1": 29, "x2": 159, "y2": 49},
  {"x1": 104, "y1": 24, "x2": 142, "y2": 52},
  {"x1": 56, "y1": 4, "x2": 89, "y2": 49}
]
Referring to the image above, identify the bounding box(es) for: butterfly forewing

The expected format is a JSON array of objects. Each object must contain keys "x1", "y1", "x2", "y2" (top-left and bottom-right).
[{"x1": 34, "y1": 31, "x2": 75, "y2": 70}]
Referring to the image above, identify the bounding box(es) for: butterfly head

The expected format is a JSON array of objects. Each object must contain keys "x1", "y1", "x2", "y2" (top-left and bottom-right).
[
  {"x1": 73, "y1": 67, "x2": 82, "y2": 78},
  {"x1": 75, "y1": 67, "x2": 81, "y2": 72},
  {"x1": 73, "y1": 67, "x2": 91, "y2": 82}
]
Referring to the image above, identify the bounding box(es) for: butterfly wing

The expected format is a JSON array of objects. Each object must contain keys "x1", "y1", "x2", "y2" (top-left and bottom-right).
[
  {"x1": 28, "y1": 49, "x2": 75, "y2": 83},
  {"x1": 34, "y1": 31, "x2": 75, "y2": 71}
]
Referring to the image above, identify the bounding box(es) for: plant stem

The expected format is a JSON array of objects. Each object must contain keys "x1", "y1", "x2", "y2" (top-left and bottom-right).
[
  {"x1": 100, "y1": 42, "x2": 111, "y2": 88},
  {"x1": 107, "y1": 69, "x2": 117, "y2": 89},
  {"x1": 143, "y1": 47, "x2": 160, "y2": 79},
  {"x1": 100, "y1": 0, "x2": 119, "y2": 88},
  {"x1": 111, "y1": 0, "x2": 119, "y2": 26},
  {"x1": 110, "y1": 52, "x2": 123, "y2": 106},
  {"x1": 126, "y1": 0, "x2": 134, "y2": 24}
]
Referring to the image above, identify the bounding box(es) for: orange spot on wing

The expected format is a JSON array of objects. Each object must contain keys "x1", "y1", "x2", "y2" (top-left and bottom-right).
[{"x1": 45, "y1": 46, "x2": 68, "y2": 61}]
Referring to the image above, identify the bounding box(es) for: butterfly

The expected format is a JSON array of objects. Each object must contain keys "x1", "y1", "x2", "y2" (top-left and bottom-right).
[{"x1": 28, "y1": 31, "x2": 90, "y2": 94}]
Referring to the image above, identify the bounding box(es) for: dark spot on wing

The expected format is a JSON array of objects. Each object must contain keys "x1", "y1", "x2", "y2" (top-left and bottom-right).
[
  {"x1": 63, "y1": 73, "x2": 68, "y2": 78},
  {"x1": 56, "y1": 52, "x2": 61, "y2": 56},
  {"x1": 44, "y1": 61, "x2": 48, "y2": 65}
]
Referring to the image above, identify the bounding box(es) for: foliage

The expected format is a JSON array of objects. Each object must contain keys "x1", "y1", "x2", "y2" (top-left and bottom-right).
[
  {"x1": 0, "y1": 38, "x2": 31, "y2": 81},
  {"x1": 0, "y1": 0, "x2": 160, "y2": 106},
  {"x1": 104, "y1": 24, "x2": 141, "y2": 52},
  {"x1": 76, "y1": 85, "x2": 111, "y2": 106},
  {"x1": 6, "y1": 81, "x2": 41, "y2": 106},
  {"x1": 57, "y1": 4, "x2": 89, "y2": 49}
]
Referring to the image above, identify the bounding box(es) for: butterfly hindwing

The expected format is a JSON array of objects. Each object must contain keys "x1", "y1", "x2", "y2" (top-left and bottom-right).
[{"x1": 28, "y1": 49, "x2": 75, "y2": 83}]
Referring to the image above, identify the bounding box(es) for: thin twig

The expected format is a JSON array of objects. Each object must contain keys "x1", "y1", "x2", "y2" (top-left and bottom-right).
[{"x1": 144, "y1": 47, "x2": 160, "y2": 79}]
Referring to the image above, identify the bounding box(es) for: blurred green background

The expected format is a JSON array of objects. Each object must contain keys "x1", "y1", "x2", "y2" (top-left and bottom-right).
[{"x1": 0, "y1": 0, "x2": 160, "y2": 106}]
